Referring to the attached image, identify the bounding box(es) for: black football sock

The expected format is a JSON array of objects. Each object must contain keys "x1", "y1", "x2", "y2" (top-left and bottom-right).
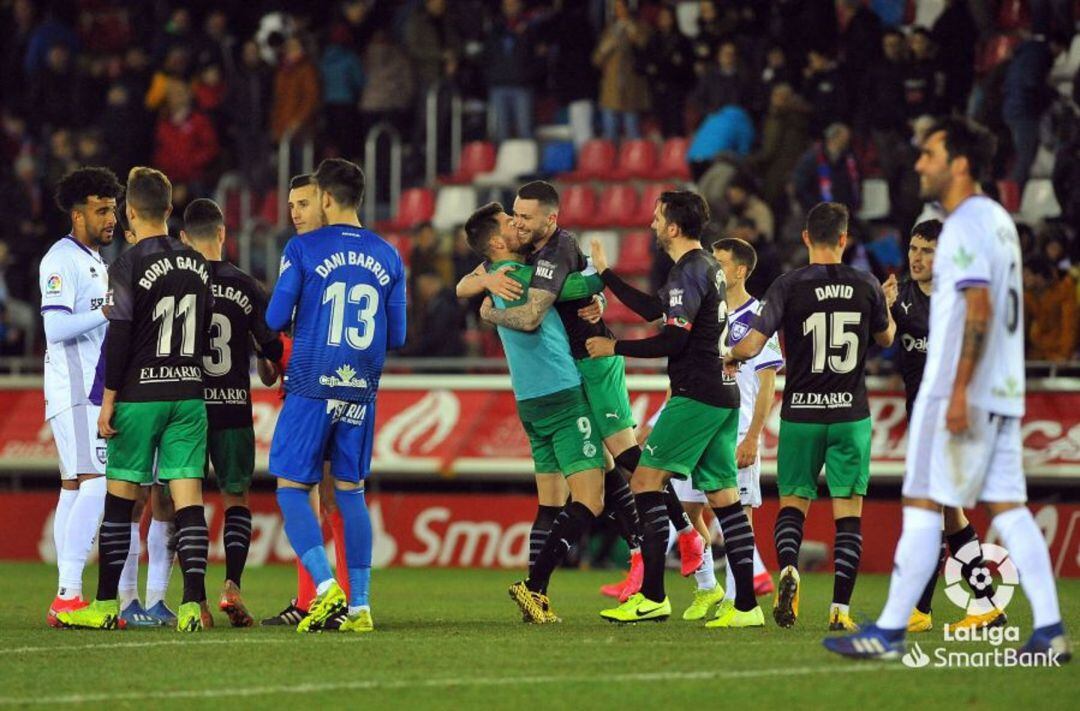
[
  {"x1": 916, "y1": 536, "x2": 948, "y2": 615},
  {"x1": 663, "y1": 485, "x2": 692, "y2": 533},
  {"x1": 527, "y1": 502, "x2": 593, "y2": 594},
  {"x1": 223, "y1": 506, "x2": 252, "y2": 587},
  {"x1": 774, "y1": 506, "x2": 805, "y2": 571},
  {"x1": 175, "y1": 505, "x2": 209, "y2": 604},
  {"x1": 636, "y1": 491, "x2": 670, "y2": 602},
  {"x1": 529, "y1": 504, "x2": 563, "y2": 571},
  {"x1": 97, "y1": 493, "x2": 135, "y2": 602},
  {"x1": 947, "y1": 523, "x2": 994, "y2": 601},
  {"x1": 832, "y1": 517, "x2": 863, "y2": 607},
  {"x1": 603, "y1": 468, "x2": 642, "y2": 550},
  {"x1": 614, "y1": 445, "x2": 641, "y2": 474},
  {"x1": 713, "y1": 502, "x2": 757, "y2": 611}
]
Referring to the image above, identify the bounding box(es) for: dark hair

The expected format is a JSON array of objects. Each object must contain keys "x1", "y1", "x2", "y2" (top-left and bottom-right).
[
  {"x1": 54, "y1": 167, "x2": 122, "y2": 213},
  {"x1": 183, "y1": 198, "x2": 224, "y2": 240},
  {"x1": 805, "y1": 202, "x2": 848, "y2": 246},
  {"x1": 926, "y1": 116, "x2": 997, "y2": 183},
  {"x1": 126, "y1": 166, "x2": 172, "y2": 222},
  {"x1": 464, "y1": 202, "x2": 504, "y2": 257},
  {"x1": 910, "y1": 219, "x2": 942, "y2": 242},
  {"x1": 289, "y1": 173, "x2": 313, "y2": 190},
  {"x1": 412, "y1": 220, "x2": 434, "y2": 235},
  {"x1": 910, "y1": 26, "x2": 932, "y2": 40},
  {"x1": 516, "y1": 181, "x2": 560, "y2": 210},
  {"x1": 313, "y1": 158, "x2": 365, "y2": 208},
  {"x1": 1025, "y1": 256, "x2": 1054, "y2": 280},
  {"x1": 657, "y1": 190, "x2": 710, "y2": 239},
  {"x1": 712, "y1": 237, "x2": 758, "y2": 276}
]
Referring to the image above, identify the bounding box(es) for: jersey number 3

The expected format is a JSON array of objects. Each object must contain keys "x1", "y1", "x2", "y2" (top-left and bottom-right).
[
  {"x1": 323, "y1": 282, "x2": 379, "y2": 350},
  {"x1": 803, "y1": 311, "x2": 859, "y2": 374}
]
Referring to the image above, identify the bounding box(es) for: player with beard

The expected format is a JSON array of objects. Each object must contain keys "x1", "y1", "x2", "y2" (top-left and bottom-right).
[{"x1": 885, "y1": 219, "x2": 1007, "y2": 633}]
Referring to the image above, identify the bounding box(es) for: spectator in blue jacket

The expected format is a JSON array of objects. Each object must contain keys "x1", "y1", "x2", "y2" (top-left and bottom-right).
[
  {"x1": 687, "y1": 104, "x2": 754, "y2": 181},
  {"x1": 1002, "y1": 34, "x2": 1068, "y2": 188},
  {"x1": 321, "y1": 24, "x2": 365, "y2": 159}
]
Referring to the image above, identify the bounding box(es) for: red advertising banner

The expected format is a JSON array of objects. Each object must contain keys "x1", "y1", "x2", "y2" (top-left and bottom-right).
[
  {"x1": 3, "y1": 376, "x2": 1080, "y2": 478},
  {"x1": 1, "y1": 492, "x2": 1077, "y2": 577}
]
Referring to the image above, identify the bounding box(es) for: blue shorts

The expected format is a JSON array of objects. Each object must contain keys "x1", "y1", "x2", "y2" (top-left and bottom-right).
[{"x1": 269, "y1": 394, "x2": 376, "y2": 485}]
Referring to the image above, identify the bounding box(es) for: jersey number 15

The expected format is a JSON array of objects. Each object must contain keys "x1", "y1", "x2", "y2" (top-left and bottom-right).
[
  {"x1": 803, "y1": 311, "x2": 859, "y2": 374},
  {"x1": 323, "y1": 281, "x2": 379, "y2": 350}
]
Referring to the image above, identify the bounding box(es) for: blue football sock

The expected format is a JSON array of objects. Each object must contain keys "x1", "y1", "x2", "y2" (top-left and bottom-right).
[
  {"x1": 277, "y1": 487, "x2": 333, "y2": 587},
  {"x1": 335, "y1": 487, "x2": 372, "y2": 608}
]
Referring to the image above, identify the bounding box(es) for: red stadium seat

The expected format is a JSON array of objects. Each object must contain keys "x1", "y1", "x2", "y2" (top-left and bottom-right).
[
  {"x1": 657, "y1": 137, "x2": 690, "y2": 180},
  {"x1": 996, "y1": 0, "x2": 1029, "y2": 30},
  {"x1": 376, "y1": 188, "x2": 435, "y2": 232},
  {"x1": 977, "y1": 34, "x2": 1020, "y2": 74},
  {"x1": 595, "y1": 184, "x2": 640, "y2": 228},
  {"x1": 561, "y1": 139, "x2": 616, "y2": 181},
  {"x1": 258, "y1": 189, "x2": 279, "y2": 226},
  {"x1": 558, "y1": 185, "x2": 599, "y2": 228},
  {"x1": 381, "y1": 233, "x2": 410, "y2": 268},
  {"x1": 997, "y1": 180, "x2": 1021, "y2": 213},
  {"x1": 442, "y1": 141, "x2": 496, "y2": 184},
  {"x1": 618, "y1": 230, "x2": 653, "y2": 276},
  {"x1": 611, "y1": 139, "x2": 658, "y2": 180},
  {"x1": 633, "y1": 182, "x2": 675, "y2": 224}
]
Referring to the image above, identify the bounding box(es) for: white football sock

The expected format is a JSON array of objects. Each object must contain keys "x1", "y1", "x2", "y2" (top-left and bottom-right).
[
  {"x1": 993, "y1": 507, "x2": 1062, "y2": 629},
  {"x1": 753, "y1": 545, "x2": 767, "y2": 577},
  {"x1": 146, "y1": 518, "x2": 174, "y2": 609},
  {"x1": 876, "y1": 507, "x2": 942, "y2": 630},
  {"x1": 57, "y1": 476, "x2": 106, "y2": 598},
  {"x1": 53, "y1": 488, "x2": 78, "y2": 568},
  {"x1": 693, "y1": 551, "x2": 718, "y2": 590},
  {"x1": 118, "y1": 523, "x2": 141, "y2": 609},
  {"x1": 723, "y1": 558, "x2": 735, "y2": 600}
]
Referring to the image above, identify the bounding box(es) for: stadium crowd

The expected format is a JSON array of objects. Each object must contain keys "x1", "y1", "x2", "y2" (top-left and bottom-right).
[{"x1": 0, "y1": 0, "x2": 1078, "y2": 365}]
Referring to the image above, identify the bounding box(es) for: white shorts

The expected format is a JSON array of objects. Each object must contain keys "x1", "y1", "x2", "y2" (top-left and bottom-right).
[
  {"x1": 670, "y1": 438, "x2": 762, "y2": 508},
  {"x1": 902, "y1": 396, "x2": 1026, "y2": 508},
  {"x1": 49, "y1": 404, "x2": 107, "y2": 480}
]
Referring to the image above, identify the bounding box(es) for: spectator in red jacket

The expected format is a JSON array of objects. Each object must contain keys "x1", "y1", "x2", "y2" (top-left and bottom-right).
[{"x1": 152, "y1": 82, "x2": 219, "y2": 191}]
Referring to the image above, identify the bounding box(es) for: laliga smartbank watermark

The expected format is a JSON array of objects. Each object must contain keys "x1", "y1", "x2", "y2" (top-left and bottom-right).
[{"x1": 901, "y1": 542, "x2": 1063, "y2": 669}]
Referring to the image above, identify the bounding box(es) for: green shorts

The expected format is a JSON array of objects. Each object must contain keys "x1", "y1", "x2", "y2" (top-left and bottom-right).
[
  {"x1": 107, "y1": 399, "x2": 208, "y2": 484},
  {"x1": 520, "y1": 388, "x2": 605, "y2": 477},
  {"x1": 207, "y1": 426, "x2": 255, "y2": 495},
  {"x1": 640, "y1": 396, "x2": 739, "y2": 493},
  {"x1": 576, "y1": 355, "x2": 635, "y2": 439},
  {"x1": 776, "y1": 417, "x2": 872, "y2": 500}
]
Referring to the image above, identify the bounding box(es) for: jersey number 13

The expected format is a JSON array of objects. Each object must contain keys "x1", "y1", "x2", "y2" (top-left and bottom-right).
[{"x1": 323, "y1": 282, "x2": 379, "y2": 350}]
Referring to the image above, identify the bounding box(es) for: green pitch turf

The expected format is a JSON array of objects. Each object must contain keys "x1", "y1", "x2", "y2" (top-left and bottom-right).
[{"x1": 0, "y1": 563, "x2": 1075, "y2": 709}]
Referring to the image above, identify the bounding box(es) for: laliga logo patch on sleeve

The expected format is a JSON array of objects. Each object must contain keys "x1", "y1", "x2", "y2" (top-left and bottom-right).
[{"x1": 45, "y1": 273, "x2": 63, "y2": 297}]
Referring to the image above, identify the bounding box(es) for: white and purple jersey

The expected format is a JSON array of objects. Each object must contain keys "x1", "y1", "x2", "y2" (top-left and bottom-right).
[
  {"x1": 728, "y1": 297, "x2": 783, "y2": 437},
  {"x1": 39, "y1": 237, "x2": 108, "y2": 420}
]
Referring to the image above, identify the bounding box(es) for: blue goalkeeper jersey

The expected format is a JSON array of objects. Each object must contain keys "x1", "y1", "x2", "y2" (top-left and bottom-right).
[{"x1": 266, "y1": 223, "x2": 407, "y2": 403}]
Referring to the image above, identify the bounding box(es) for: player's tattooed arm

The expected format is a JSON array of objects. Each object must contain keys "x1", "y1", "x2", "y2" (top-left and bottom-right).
[
  {"x1": 946, "y1": 286, "x2": 991, "y2": 434},
  {"x1": 480, "y1": 288, "x2": 556, "y2": 331},
  {"x1": 458, "y1": 263, "x2": 523, "y2": 301}
]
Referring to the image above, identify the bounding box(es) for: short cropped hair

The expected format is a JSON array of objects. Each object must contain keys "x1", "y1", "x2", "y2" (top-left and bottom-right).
[
  {"x1": 289, "y1": 173, "x2": 313, "y2": 191},
  {"x1": 910, "y1": 219, "x2": 942, "y2": 242},
  {"x1": 126, "y1": 167, "x2": 172, "y2": 222},
  {"x1": 183, "y1": 198, "x2": 224, "y2": 240},
  {"x1": 657, "y1": 190, "x2": 710, "y2": 239},
  {"x1": 313, "y1": 158, "x2": 365, "y2": 208},
  {"x1": 805, "y1": 202, "x2": 848, "y2": 246},
  {"x1": 55, "y1": 167, "x2": 123, "y2": 213},
  {"x1": 926, "y1": 116, "x2": 997, "y2": 183},
  {"x1": 712, "y1": 237, "x2": 758, "y2": 276},
  {"x1": 464, "y1": 202, "x2": 504, "y2": 258},
  {"x1": 516, "y1": 181, "x2": 560, "y2": 210}
]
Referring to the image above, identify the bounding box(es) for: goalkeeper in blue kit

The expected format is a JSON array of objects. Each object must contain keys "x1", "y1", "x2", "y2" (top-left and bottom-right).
[{"x1": 266, "y1": 159, "x2": 406, "y2": 633}]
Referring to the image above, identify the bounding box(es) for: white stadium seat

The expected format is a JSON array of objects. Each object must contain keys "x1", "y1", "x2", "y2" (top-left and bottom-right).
[
  {"x1": 432, "y1": 186, "x2": 478, "y2": 232},
  {"x1": 474, "y1": 139, "x2": 539, "y2": 187},
  {"x1": 578, "y1": 230, "x2": 620, "y2": 268},
  {"x1": 857, "y1": 179, "x2": 891, "y2": 221},
  {"x1": 1019, "y1": 179, "x2": 1062, "y2": 224}
]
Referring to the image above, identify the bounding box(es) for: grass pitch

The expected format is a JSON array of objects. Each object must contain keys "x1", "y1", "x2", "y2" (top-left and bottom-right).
[{"x1": 0, "y1": 563, "x2": 1076, "y2": 709}]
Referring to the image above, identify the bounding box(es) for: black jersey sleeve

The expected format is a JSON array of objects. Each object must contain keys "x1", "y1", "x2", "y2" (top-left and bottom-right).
[
  {"x1": 600, "y1": 268, "x2": 665, "y2": 321},
  {"x1": 663, "y1": 264, "x2": 707, "y2": 329},
  {"x1": 105, "y1": 253, "x2": 135, "y2": 322},
  {"x1": 751, "y1": 274, "x2": 787, "y2": 337},
  {"x1": 248, "y1": 279, "x2": 282, "y2": 360}
]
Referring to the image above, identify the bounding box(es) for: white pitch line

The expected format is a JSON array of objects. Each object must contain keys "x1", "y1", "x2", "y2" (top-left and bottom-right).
[
  {"x1": 0, "y1": 637, "x2": 307, "y2": 656},
  {"x1": 0, "y1": 663, "x2": 910, "y2": 706}
]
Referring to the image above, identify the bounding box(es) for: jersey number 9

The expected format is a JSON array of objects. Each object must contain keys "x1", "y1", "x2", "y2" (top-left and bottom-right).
[{"x1": 323, "y1": 281, "x2": 379, "y2": 350}]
